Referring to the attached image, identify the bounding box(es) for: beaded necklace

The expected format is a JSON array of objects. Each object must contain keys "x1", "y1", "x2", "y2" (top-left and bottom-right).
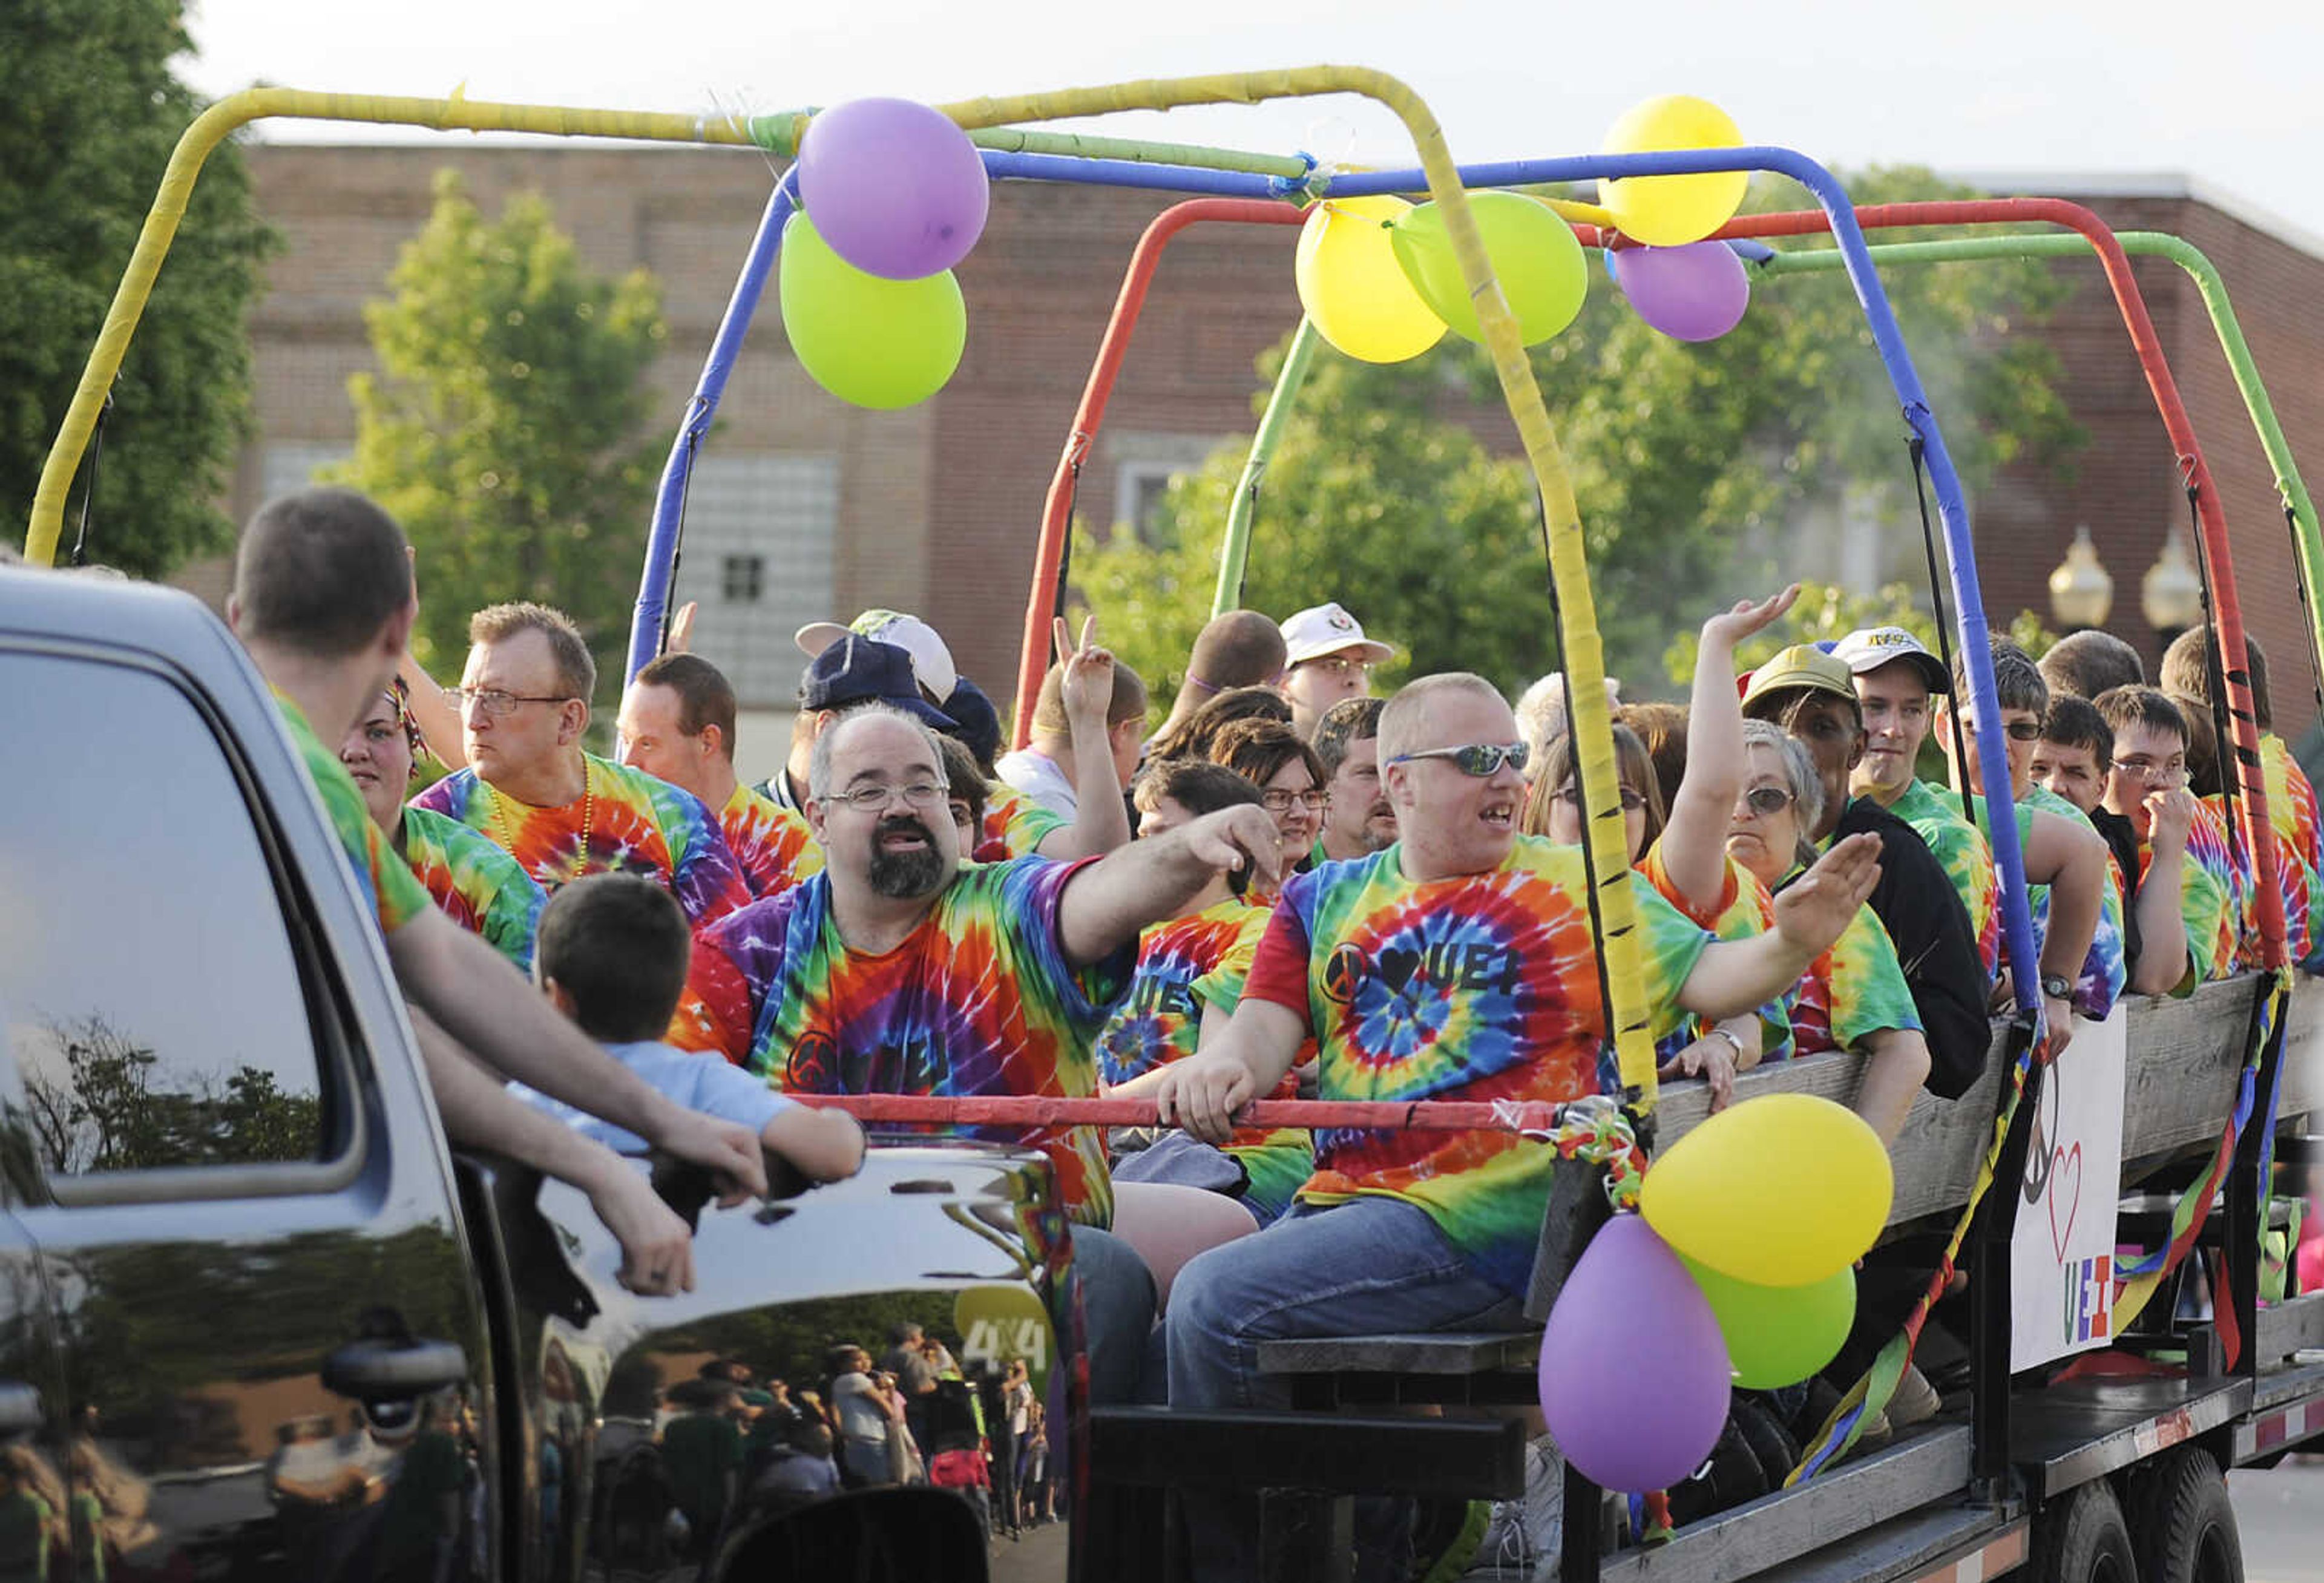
[{"x1": 491, "y1": 757, "x2": 595, "y2": 888}]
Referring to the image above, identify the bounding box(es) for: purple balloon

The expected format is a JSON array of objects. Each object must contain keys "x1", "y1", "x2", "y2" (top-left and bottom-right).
[
  {"x1": 1538, "y1": 1215, "x2": 1731, "y2": 1491},
  {"x1": 796, "y1": 97, "x2": 990, "y2": 281},
  {"x1": 1615, "y1": 240, "x2": 1751, "y2": 342}
]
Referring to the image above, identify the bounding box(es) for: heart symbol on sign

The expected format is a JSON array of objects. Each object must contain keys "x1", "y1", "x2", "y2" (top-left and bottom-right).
[{"x1": 2047, "y1": 1142, "x2": 2083, "y2": 1262}]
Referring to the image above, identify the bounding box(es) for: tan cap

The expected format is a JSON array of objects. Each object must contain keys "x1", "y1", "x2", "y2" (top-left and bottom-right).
[{"x1": 1740, "y1": 644, "x2": 1857, "y2": 715}]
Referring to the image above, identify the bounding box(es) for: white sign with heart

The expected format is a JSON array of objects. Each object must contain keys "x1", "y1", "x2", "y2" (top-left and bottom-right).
[{"x1": 2010, "y1": 1006, "x2": 2129, "y2": 1372}]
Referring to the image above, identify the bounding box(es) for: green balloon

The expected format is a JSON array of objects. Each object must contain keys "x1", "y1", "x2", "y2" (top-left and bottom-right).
[
  {"x1": 1679, "y1": 1255, "x2": 1856, "y2": 1390},
  {"x1": 1388, "y1": 191, "x2": 1588, "y2": 347},
  {"x1": 780, "y1": 211, "x2": 966, "y2": 409}
]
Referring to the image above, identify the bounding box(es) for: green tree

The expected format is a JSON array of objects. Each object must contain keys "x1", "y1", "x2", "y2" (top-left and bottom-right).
[
  {"x1": 1, "y1": 0, "x2": 272, "y2": 572},
  {"x1": 1660, "y1": 579, "x2": 2059, "y2": 690},
  {"x1": 1073, "y1": 167, "x2": 2082, "y2": 698},
  {"x1": 329, "y1": 171, "x2": 668, "y2": 693}
]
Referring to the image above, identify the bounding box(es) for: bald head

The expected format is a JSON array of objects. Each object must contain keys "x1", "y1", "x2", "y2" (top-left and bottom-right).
[{"x1": 1164, "y1": 610, "x2": 1290, "y2": 726}]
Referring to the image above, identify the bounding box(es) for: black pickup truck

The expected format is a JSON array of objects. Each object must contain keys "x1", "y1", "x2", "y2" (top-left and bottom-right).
[{"x1": 0, "y1": 566, "x2": 1078, "y2": 1581}]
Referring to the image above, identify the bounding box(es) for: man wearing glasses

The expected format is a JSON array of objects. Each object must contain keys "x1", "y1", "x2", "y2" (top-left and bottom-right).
[
  {"x1": 412, "y1": 601, "x2": 750, "y2": 928},
  {"x1": 680, "y1": 700, "x2": 1284, "y2": 1406},
  {"x1": 2096, "y1": 686, "x2": 2239, "y2": 994},
  {"x1": 1148, "y1": 672, "x2": 1885, "y2": 1581},
  {"x1": 1277, "y1": 602, "x2": 1394, "y2": 739}
]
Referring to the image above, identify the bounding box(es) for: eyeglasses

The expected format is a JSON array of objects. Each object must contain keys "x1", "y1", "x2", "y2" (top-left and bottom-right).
[
  {"x1": 1735, "y1": 785, "x2": 1797, "y2": 817},
  {"x1": 1965, "y1": 718, "x2": 2044, "y2": 742},
  {"x1": 1554, "y1": 784, "x2": 1649, "y2": 813},
  {"x1": 829, "y1": 781, "x2": 950, "y2": 811},
  {"x1": 449, "y1": 686, "x2": 574, "y2": 720},
  {"x1": 1299, "y1": 655, "x2": 1373, "y2": 679},
  {"x1": 1261, "y1": 788, "x2": 1330, "y2": 813},
  {"x1": 1388, "y1": 741, "x2": 1531, "y2": 777},
  {"x1": 2111, "y1": 757, "x2": 2187, "y2": 784}
]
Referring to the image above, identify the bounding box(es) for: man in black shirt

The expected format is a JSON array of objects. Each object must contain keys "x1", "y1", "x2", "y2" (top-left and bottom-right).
[{"x1": 1743, "y1": 646, "x2": 1993, "y2": 1098}]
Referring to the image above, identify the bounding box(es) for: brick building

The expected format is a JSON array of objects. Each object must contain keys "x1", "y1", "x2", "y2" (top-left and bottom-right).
[{"x1": 206, "y1": 148, "x2": 2324, "y2": 778}]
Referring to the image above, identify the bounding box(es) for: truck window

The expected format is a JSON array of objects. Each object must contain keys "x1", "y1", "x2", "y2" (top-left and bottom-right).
[{"x1": 0, "y1": 652, "x2": 328, "y2": 1181}]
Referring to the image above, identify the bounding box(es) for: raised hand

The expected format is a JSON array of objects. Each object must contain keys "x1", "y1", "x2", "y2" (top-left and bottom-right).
[
  {"x1": 2146, "y1": 786, "x2": 2198, "y2": 859},
  {"x1": 1700, "y1": 585, "x2": 1802, "y2": 654},
  {"x1": 667, "y1": 600, "x2": 699, "y2": 656},
  {"x1": 1772, "y1": 831, "x2": 1883, "y2": 958},
  {"x1": 1054, "y1": 614, "x2": 1116, "y2": 727},
  {"x1": 1181, "y1": 805, "x2": 1286, "y2": 890}
]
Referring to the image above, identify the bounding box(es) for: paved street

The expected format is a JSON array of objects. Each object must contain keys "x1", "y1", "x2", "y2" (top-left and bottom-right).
[{"x1": 2233, "y1": 1459, "x2": 2324, "y2": 1582}]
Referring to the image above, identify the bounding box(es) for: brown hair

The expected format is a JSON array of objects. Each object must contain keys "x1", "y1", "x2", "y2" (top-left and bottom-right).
[
  {"x1": 2093, "y1": 685, "x2": 2187, "y2": 750},
  {"x1": 1211, "y1": 719, "x2": 1325, "y2": 796},
  {"x1": 635, "y1": 652, "x2": 738, "y2": 756},
  {"x1": 2159, "y1": 628, "x2": 2273, "y2": 733},
  {"x1": 232, "y1": 488, "x2": 413, "y2": 658},
  {"x1": 2039, "y1": 629, "x2": 2144, "y2": 701},
  {"x1": 1133, "y1": 758, "x2": 1264, "y2": 818},
  {"x1": 1520, "y1": 724, "x2": 1667, "y2": 854},
  {"x1": 1031, "y1": 657, "x2": 1149, "y2": 738},
  {"x1": 1145, "y1": 686, "x2": 1292, "y2": 762},
  {"x1": 1615, "y1": 701, "x2": 1689, "y2": 811},
  {"x1": 471, "y1": 601, "x2": 597, "y2": 704}
]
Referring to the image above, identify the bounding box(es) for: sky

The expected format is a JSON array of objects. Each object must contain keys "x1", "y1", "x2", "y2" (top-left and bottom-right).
[{"x1": 182, "y1": 0, "x2": 2324, "y2": 242}]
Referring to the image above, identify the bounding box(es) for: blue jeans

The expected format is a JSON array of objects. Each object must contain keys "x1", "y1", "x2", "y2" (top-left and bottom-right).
[
  {"x1": 1068, "y1": 1224, "x2": 1158, "y2": 1406},
  {"x1": 1166, "y1": 1197, "x2": 1525, "y2": 1582}
]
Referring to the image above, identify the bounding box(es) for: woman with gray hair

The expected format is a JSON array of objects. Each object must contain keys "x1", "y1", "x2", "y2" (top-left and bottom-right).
[{"x1": 1728, "y1": 719, "x2": 1931, "y2": 1142}]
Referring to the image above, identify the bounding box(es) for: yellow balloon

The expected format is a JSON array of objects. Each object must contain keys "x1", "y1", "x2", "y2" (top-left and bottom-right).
[
  {"x1": 1601, "y1": 94, "x2": 1750, "y2": 248},
  {"x1": 1293, "y1": 195, "x2": 1446, "y2": 364},
  {"x1": 1640, "y1": 1093, "x2": 1892, "y2": 1286}
]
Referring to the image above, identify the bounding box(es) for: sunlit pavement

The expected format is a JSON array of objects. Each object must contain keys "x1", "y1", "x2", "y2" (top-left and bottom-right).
[{"x1": 2232, "y1": 1458, "x2": 2324, "y2": 1582}]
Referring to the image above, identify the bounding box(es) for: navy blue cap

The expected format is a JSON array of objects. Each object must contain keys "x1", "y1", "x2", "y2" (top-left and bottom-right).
[
  {"x1": 799, "y1": 636, "x2": 957, "y2": 729},
  {"x1": 938, "y1": 677, "x2": 1002, "y2": 770}
]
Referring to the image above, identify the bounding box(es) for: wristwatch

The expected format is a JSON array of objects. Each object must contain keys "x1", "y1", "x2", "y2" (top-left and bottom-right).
[{"x1": 2040, "y1": 974, "x2": 2073, "y2": 1001}]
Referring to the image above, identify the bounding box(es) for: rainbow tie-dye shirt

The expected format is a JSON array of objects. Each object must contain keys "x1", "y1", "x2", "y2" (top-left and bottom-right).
[
  {"x1": 1968, "y1": 785, "x2": 2128, "y2": 1022},
  {"x1": 982, "y1": 781, "x2": 1066, "y2": 859},
  {"x1": 2261, "y1": 733, "x2": 2324, "y2": 964},
  {"x1": 720, "y1": 784, "x2": 825, "y2": 899},
  {"x1": 413, "y1": 753, "x2": 749, "y2": 926},
  {"x1": 1094, "y1": 894, "x2": 1313, "y2": 1221},
  {"x1": 1889, "y1": 778, "x2": 2000, "y2": 978},
  {"x1": 684, "y1": 857, "x2": 1131, "y2": 1227},
  {"x1": 1774, "y1": 864, "x2": 1923, "y2": 1058},
  {"x1": 1243, "y1": 837, "x2": 1712, "y2": 1297},
  {"x1": 399, "y1": 804, "x2": 546, "y2": 971},
  {"x1": 2139, "y1": 801, "x2": 2242, "y2": 988},
  {"x1": 1638, "y1": 841, "x2": 1791, "y2": 1070},
  {"x1": 276, "y1": 694, "x2": 430, "y2": 935}
]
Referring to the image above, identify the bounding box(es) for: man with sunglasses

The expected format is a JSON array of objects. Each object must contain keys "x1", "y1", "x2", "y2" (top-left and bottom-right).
[
  {"x1": 413, "y1": 601, "x2": 750, "y2": 928},
  {"x1": 1742, "y1": 646, "x2": 1994, "y2": 1097},
  {"x1": 1933, "y1": 642, "x2": 2124, "y2": 1029},
  {"x1": 681, "y1": 703, "x2": 1285, "y2": 1406},
  {"x1": 1149, "y1": 672, "x2": 1885, "y2": 1582}
]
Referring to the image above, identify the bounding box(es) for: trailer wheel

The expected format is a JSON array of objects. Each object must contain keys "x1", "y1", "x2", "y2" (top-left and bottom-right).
[
  {"x1": 2033, "y1": 1479, "x2": 2137, "y2": 1583},
  {"x1": 2127, "y1": 1448, "x2": 2243, "y2": 1583}
]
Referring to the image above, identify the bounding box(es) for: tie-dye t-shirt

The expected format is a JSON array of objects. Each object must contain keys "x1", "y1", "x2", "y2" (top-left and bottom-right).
[
  {"x1": 1637, "y1": 840, "x2": 1792, "y2": 1069},
  {"x1": 2262, "y1": 733, "x2": 2324, "y2": 964},
  {"x1": 1968, "y1": 786, "x2": 2128, "y2": 1022},
  {"x1": 2195, "y1": 795, "x2": 2264, "y2": 970},
  {"x1": 1773, "y1": 865, "x2": 1923, "y2": 1058},
  {"x1": 982, "y1": 781, "x2": 1066, "y2": 859},
  {"x1": 720, "y1": 784, "x2": 825, "y2": 899},
  {"x1": 1889, "y1": 778, "x2": 2000, "y2": 978},
  {"x1": 684, "y1": 859, "x2": 1131, "y2": 1227},
  {"x1": 413, "y1": 753, "x2": 749, "y2": 926},
  {"x1": 1238, "y1": 837, "x2": 1712, "y2": 1297},
  {"x1": 2139, "y1": 801, "x2": 2242, "y2": 988},
  {"x1": 1094, "y1": 894, "x2": 1313, "y2": 1221},
  {"x1": 275, "y1": 693, "x2": 431, "y2": 935},
  {"x1": 399, "y1": 804, "x2": 546, "y2": 970}
]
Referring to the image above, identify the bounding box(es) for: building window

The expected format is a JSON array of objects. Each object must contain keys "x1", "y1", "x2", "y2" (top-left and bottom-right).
[
  {"x1": 721, "y1": 555, "x2": 765, "y2": 604},
  {"x1": 669, "y1": 454, "x2": 839, "y2": 706},
  {"x1": 258, "y1": 442, "x2": 351, "y2": 503},
  {"x1": 1109, "y1": 433, "x2": 1231, "y2": 543}
]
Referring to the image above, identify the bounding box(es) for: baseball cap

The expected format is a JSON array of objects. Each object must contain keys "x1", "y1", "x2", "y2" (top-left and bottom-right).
[
  {"x1": 1739, "y1": 644, "x2": 1859, "y2": 715},
  {"x1": 1281, "y1": 602, "x2": 1396, "y2": 667},
  {"x1": 795, "y1": 609, "x2": 957, "y2": 703},
  {"x1": 938, "y1": 677, "x2": 1002, "y2": 769},
  {"x1": 799, "y1": 636, "x2": 957, "y2": 729},
  {"x1": 1831, "y1": 626, "x2": 1950, "y2": 695}
]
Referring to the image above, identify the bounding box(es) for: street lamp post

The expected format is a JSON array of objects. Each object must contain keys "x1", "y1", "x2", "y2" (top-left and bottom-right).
[
  {"x1": 2142, "y1": 528, "x2": 2204, "y2": 647},
  {"x1": 2048, "y1": 526, "x2": 2114, "y2": 630}
]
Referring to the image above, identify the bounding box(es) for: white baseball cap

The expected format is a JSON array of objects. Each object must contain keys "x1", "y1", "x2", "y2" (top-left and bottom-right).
[
  {"x1": 1831, "y1": 626, "x2": 1950, "y2": 695},
  {"x1": 795, "y1": 609, "x2": 957, "y2": 702},
  {"x1": 1281, "y1": 602, "x2": 1396, "y2": 667}
]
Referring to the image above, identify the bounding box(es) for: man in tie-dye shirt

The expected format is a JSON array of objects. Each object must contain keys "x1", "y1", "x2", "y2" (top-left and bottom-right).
[
  {"x1": 684, "y1": 693, "x2": 1284, "y2": 1406},
  {"x1": 1149, "y1": 674, "x2": 1885, "y2": 1579},
  {"x1": 618, "y1": 653, "x2": 824, "y2": 900},
  {"x1": 412, "y1": 602, "x2": 749, "y2": 927},
  {"x1": 2099, "y1": 687, "x2": 2239, "y2": 992},
  {"x1": 227, "y1": 488, "x2": 766, "y2": 1297}
]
